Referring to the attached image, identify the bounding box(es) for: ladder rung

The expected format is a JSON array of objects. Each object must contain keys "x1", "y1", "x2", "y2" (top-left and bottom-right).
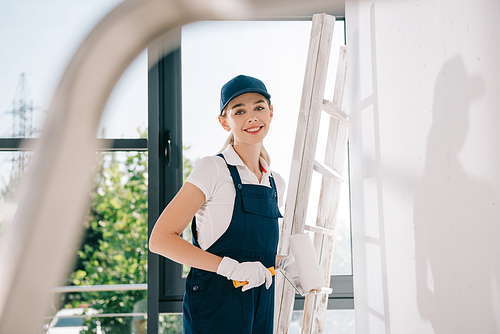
[
  {"x1": 313, "y1": 160, "x2": 344, "y2": 182},
  {"x1": 304, "y1": 224, "x2": 338, "y2": 236},
  {"x1": 316, "y1": 287, "x2": 333, "y2": 295},
  {"x1": 322, "y1": 99, "x2": 348, "y2": 123}
]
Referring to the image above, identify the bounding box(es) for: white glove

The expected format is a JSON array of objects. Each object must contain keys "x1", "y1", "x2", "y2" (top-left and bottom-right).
[{"x1": 217, "y1": 257, "x2": 273, "y2": 292}]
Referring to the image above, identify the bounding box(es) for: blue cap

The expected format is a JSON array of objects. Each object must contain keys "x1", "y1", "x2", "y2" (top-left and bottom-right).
[{"x1": 220, "y1": 75, "x2": 271, "y2": 113}]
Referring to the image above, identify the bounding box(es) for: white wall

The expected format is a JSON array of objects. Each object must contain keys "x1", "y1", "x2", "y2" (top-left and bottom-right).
[{"x1": 346, "y1": 0, "x2": 500, "y2": 333}]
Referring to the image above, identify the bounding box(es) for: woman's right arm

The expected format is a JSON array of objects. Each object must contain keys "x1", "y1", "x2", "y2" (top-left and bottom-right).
[
  {"x1": 149, "y1": 173, "x2": 273, "y2": 291},
  {"x1": 149, "y1": 182, "x2": 222, "y2": 273}
]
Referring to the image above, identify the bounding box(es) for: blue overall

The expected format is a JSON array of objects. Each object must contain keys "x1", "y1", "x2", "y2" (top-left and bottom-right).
[{"x1": 183, "y1": 154, "x2": 282, "y2": 334}]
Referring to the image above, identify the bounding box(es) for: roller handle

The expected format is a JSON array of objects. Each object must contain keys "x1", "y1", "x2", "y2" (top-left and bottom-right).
[{"x1": 233, "y1": 267, "x2": 276, "y2": 288}]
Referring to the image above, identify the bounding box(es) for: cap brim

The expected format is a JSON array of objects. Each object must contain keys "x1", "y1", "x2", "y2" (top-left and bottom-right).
[{"x1": 221, "y1": 88, "x2": 271, "y2": 112}]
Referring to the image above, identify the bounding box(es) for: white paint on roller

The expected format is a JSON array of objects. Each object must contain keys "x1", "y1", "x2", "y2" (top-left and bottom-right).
[{"x1": 288, "y1": 233, "x2": 325, "y2": 293}]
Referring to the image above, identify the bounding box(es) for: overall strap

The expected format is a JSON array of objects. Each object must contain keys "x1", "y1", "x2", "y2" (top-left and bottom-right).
[
  {"x1": 190, "y1": 216, "x2": 199, "y2": 248},
  {"x1": 218, "y1": 153, "x2": 278, "y2": 192},
  {"x1": 216, "y1": 153, "x2": 243, "y2": 189},
  {"x1": 269, "y1": 173, "x2": 278, "y2": 191}
]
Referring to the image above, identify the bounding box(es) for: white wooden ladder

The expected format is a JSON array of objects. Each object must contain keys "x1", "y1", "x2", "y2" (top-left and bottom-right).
[{"x1": 274, "y1": 13, "x2": 348, "y2": 334}]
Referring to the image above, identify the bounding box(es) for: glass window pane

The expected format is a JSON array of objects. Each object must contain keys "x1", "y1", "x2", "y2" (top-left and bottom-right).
[
  {"x1": 97, "y1": 50, "x2": 148, "y2": 139},
  {"x1": 291, "y1": 310, "x2": 355, "y2": 334},
  {"x1": 0, "y1": 151, "x2": 30, "y2": 196},
  {"x1": 159, "y1": 313, "x2": 183, "y2": 334},
  {"x1": 43, "y1": 302, "x2": 149, "y2": 334},
  {"x1": 71, "y1": 151, "x2": 148, "y2": 278},
  {"x1": 0, "y1": 0, "x2": 147, "y2": 139},
  {"x1": 47, "y1": 151, "x2": 149, "y2": 331},
  {"x1": 44, "y1": 311, "x2": 182, "y2": 334},
  {"x1": 330, "y1": 158, "x2": 352, "y2": 275},
  {"x1": 45, "y1": 312, "x2": 182, "y2": 334},
  {"x1": 181, "y1": 20, "x2": 315, "y2": 174},
  {"x1": 0, "y1": 151, "x2": 34, "y2": 234}
]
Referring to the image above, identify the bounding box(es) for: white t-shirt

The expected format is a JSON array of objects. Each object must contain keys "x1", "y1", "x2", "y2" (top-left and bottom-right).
[{"x1": 186, "y1": 145, "x2": 286, "y2": 251}]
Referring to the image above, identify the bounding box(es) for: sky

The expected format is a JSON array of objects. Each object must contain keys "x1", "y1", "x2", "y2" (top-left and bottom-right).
[
  {"x1": 181, "y1": 20, "x2": 345, "y2": 173},
  {"x1": 0, "y1": 0, "x2": 127, "y2": 137},
  {"x1": 0, "y1": 0, "x2": 350, "y2": 274}
]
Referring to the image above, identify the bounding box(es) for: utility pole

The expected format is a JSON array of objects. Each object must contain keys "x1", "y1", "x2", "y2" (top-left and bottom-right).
[{"x1": 1, "y1": 73, "x2": 37, "y2": 198}]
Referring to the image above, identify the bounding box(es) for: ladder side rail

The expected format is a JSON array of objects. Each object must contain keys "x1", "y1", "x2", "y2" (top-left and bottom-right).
[
  {"x1": 301, "y1": 123, "x2": 340, "y2": 334},
  {"x1": 304, "y1": 232, "x2": 337, "y2": 334},
  {"x1": 311, "y1": 46, "x2": 348, "y2": 245},
  {"x1": 296, "y1": 15, "x2": 338, "y2": 334},
  {"x1": 276, "y1": 13, "x2": 324, "y2": 258},
  {"x1": 312, "y1": 122, "x2": 349, "y2": 334},
  {"x1": 275, "y1": 13, "x2": 335, "y2": 334},
  {"x1": 313, "y1": 45, "x2": 348, "y2": 284},
  {"x1": 323, "y1": 46, "x2": 348, "y2": 124},
  {"x1": 331, "y1": 46, "x2": 347, "y2": 118},
  {"x1": 273, "y1": 14, "x2": 324, "y2": 327},
  {"x1": 290, "y1": 14, "x2": 335, "y2": 237},
  {"x1": 311, "y1": 46, "x2": 349, "y2": 334},
  {"x1": 313, "y1": 233, "x2": 337, "y2": 333},
  {"x1": 274, "y1": 14, "x2": 325, "y2": 331},
  {"x1": 313, "y1": 46, "x2": 348, "y2": 250},
  {"x1": 302, "y1": 170, "x2": 339, "y2": 334},
  {"x1": 302, "y1": 45, "x2": 348, "y2": 334},
  {"x1": 274, "y1": 13, "x2": 326, "y2": 332},
  {"x1": 301, "y1": 292, "x2": 317, "y2": 334}
]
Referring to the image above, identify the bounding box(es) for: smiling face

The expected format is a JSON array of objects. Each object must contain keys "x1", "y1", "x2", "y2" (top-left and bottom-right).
[{"x1": 218, "y1": 92, "x2": 274, "y2": 147}]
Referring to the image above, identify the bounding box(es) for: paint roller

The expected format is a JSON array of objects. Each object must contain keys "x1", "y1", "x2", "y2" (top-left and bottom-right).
[
  {"x1": 234, "y1": 233, "x2": 331, "y2": 295},
  {"x1": 285, "y1": 233, "x2": 327, "y2": 294}
]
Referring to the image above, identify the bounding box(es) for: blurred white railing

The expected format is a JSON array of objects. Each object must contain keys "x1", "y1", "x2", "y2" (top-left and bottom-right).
[{"x1": 51, "y1": 284, "x2": 147, "y2": 293}]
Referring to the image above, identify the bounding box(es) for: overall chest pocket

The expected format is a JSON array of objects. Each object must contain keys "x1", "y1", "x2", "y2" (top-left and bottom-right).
[{"x1": 240, "y1": 189, "x2": 282, "y2": 255}]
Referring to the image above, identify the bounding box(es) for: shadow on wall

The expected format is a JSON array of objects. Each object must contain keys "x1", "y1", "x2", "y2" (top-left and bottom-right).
[
  {"x1": 414, "y1": 56, "x2": 500, "y2": 333},
  {"x1": 349, "y1": 4, "x2": 392, "y2": 333}
]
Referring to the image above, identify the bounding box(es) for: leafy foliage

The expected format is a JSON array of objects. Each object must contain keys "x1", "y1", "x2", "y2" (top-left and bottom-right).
[
  {"x1": 0, "y1": 125, "x2": 195, "y2": 333},
  {"x1": 68, "y1": 149, "x2": 149, "y2": 333},
  {"x1": 63, "y1": 131, "x2": 194, "y2": 333}
]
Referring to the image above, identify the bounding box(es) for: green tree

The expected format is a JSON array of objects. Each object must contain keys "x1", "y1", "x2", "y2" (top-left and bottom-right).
[
  {"x1": 71, "y1": 149, "x2": 149, "y2": 333},
  {"x1": 66, "y1": 130, "x2": 194, "y2": 333}
]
